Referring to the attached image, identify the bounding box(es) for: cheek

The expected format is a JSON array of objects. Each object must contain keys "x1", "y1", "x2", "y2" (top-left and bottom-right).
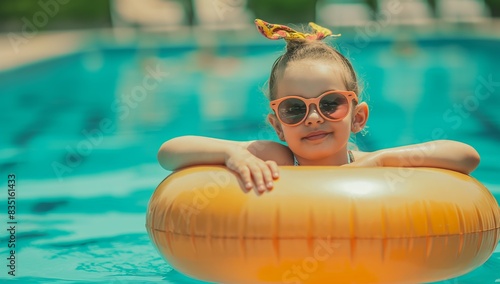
[
  {"x1": 281, "y1": 126, "x2": 299, "y2": 140},
  {"x1": 281, "y1": 128, "x2": 303, "y2": 154},
  {"x1": 343, "y1": 111, "x2": 356, "y2": 130},
  {"x1": 332, "y1": 115, "x2": 352, "y2": 130},
  {"x1": 338, "y1": 121, "x2": 354, "y2": 139}
]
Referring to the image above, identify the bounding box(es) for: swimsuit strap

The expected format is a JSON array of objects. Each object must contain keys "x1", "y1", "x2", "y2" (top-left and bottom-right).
[
  {"x1": 348, "y1": 150, "x2": 355, "y2": 164},
  {"x1": 293, "y1": 150, "x2": 355, "y2": 166}
]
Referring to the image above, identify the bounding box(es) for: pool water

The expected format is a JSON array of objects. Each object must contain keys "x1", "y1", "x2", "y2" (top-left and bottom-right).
[{"x1": 1, "y1": 33, "x2": 499, "y2": 283}]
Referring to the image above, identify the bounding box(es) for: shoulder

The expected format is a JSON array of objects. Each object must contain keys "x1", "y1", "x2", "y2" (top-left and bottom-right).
[{"x1": 245, "y1": 140, "x2": 294, "y2": 166}]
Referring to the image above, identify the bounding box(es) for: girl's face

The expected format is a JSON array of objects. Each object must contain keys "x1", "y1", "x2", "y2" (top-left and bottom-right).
[{"x1": 269, "y1": 59, "x2": 363, "y2": 165}]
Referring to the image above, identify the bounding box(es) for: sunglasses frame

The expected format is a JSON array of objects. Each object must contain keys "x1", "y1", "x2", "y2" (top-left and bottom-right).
[{"x1": 270, "y1": 90, "x2": 358, "y2": 126}]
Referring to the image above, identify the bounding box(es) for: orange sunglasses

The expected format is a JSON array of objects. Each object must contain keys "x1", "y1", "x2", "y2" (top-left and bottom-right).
[{"x1": 270, "y1": 90, "x2": 358, "y2": 126}]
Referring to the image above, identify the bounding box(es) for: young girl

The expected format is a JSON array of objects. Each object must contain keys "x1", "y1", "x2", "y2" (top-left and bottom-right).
[{"x1": 158, "y1": 19, "x2": 480, "y2": 193}]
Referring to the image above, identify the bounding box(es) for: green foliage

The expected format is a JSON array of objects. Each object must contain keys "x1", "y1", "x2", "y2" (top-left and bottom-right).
[
  {"x1": 0, "y1": 0, "x2": 111, "y2": 31},
  {"x1": 247, "y1": 0, "x2": 318, "y2": 23},
  {"x1": 0, "y1": 0, "x2": 499, "y2": 32},
  {"x1": 485, "y1": 0, "x2": 500, "y2": 17}
]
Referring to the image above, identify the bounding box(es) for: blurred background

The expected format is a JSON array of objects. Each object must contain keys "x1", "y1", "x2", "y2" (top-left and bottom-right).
[
  {"x1": 1, "y1": 0, "x2": 500, "y2": 30},
  {"x1": 1, "y1": 0, "x2": 499, "y2": 283},
  {"x1": 1, "y1": 0, "x2": 499, "y2": 179}
]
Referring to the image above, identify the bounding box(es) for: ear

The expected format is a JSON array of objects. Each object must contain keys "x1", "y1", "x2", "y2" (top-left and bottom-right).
[
  {"x1": 351, "y1": 102, "x2": 369, "y2": 133},
  {"x1": 267, "y1": 114, "x2": 285, "y2": 141}
]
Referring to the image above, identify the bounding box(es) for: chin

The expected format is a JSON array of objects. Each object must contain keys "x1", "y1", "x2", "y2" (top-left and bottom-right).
[{"x1": 301, "y1": 146, "x2": 338, "y2": 160}]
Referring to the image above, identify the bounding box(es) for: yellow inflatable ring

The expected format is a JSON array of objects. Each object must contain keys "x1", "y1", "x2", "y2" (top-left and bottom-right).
[{"x1": 146, "y1": 166, "x2": 500, "y2": 284}]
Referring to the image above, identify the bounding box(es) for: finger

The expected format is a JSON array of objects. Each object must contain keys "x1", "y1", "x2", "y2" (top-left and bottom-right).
[
  {"x1": 262, "y1": 161, "x2": 278, "y2": 189},
  {"x1": 236, "y1": 165, "x2": 253, "y2": 190},
  {"x1": 247, "y1": 164, "x2": 266, "y2": 193},
  {"x1": 265, "y1": 160, "x2": 280, "y2": 179},
  {"x1": 260, "y1": 163, "x2": 273, "y2": 189}
]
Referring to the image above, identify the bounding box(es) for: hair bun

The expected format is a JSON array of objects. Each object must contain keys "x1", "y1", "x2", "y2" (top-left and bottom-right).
[{"x1": 254, "y1": 19, "x2": 340, "y2": 42}]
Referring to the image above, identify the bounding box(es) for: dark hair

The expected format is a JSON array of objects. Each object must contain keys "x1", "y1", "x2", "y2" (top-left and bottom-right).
[{"x1": 267, "y1": 40, "x2": 360, "y2": 101}]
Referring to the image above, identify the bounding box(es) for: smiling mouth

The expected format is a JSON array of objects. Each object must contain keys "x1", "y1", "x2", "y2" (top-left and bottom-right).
[{"x1": 303, "y1": 132, "x2": 331, "y2": 140}]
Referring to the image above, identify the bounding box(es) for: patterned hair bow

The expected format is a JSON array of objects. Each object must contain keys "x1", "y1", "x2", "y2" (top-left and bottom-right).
[{"x1": 254, "y1": 19, "x2": 340, "y2": 42}]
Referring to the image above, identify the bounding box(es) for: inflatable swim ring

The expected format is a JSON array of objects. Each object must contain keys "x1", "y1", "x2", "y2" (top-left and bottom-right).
[{"x1": 146, "y1": 166, "x2": 500, "y2": 284}]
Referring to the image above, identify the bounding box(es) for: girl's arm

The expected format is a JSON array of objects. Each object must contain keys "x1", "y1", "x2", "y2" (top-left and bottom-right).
[
  {"x1": 158, "y1": 136, "x2": 291, "y2": 191},
  {"x1": 349, "y1": 140, "x2": 480, "y2": 174},
  {"x1": 157, "y1": 136, "x2": 244, "y2": 170}
]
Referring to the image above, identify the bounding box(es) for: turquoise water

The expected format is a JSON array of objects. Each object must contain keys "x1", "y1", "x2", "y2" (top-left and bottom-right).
[{"x1": 1, "y1": 34, "x2": 499, "y2": 283}]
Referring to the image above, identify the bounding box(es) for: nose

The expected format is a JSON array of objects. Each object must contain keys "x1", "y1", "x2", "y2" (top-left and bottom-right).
[{"x1": 304, "y1": 104, "x2": 324, "y2": 126}]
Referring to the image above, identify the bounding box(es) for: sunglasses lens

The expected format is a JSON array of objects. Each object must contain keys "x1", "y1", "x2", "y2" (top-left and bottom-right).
[
  {"x1": 319, "y1": 93, "x2": 349, "y2": 120},
  {"x1": 278, "y1": 98, "x2": 307, "y2": 125}
]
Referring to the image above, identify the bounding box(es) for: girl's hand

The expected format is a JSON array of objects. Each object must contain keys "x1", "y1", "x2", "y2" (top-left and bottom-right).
[{"x1": 225, "y1": 148, "x2": 279, "y2": 193}]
